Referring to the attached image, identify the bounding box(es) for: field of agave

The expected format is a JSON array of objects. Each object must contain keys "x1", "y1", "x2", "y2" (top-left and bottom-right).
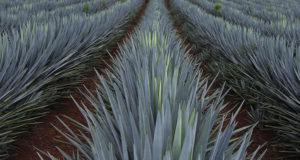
[{"x1": 0, "y1": 0, "x2": 300, "y2": 159}]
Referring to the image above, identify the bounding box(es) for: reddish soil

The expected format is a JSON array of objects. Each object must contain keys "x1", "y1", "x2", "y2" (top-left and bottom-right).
[{"x1": 8, "y1": 1, "x2": 148, "y2": 160}]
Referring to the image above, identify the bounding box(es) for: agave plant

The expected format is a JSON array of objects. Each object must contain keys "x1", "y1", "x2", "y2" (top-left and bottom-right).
[
  {"x1": 0, "y1": 0, "x2": 143, "y2": 158},
  {"x1": 169, "y1": 0, "x2": 300, "y2": 156},
  {"x1": 39, "y1": 0, "x2": 261, "y2": 159}
]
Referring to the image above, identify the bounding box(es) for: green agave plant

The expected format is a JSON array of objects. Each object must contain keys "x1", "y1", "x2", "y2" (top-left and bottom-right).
[
  {"x1": 83, "y1": 3, "x2": 91, "y2": 13},
  {"x1": 39, "y1": 0, "x2": 262, "y2": 159}
]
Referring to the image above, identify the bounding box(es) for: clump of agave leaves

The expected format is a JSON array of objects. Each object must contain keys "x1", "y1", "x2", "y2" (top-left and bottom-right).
[{"x1": 39, "y1": 0, "x2": 263, "y2": 159}]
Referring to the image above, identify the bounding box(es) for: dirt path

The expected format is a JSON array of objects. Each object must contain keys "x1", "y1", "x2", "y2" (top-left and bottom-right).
[
  {"x1": 164, "y1": 0, "x2": 283, "y2": 159},
  {"x1": 8, "y1": 1, "x2": 148, "y2": 159}
]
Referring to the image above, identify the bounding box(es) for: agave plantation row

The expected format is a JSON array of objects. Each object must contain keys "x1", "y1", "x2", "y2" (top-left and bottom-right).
[
  {"x1": 227, "y1": 0, "x2": 300, "y2": 22},
  {"x1": 169, "y1": 0, "x2": 300, "y2": 156},
  {"x1": 0, "y1": 0, "x2": 143, "y2": 158},
  {"x1": 0, "y1": 0, "x2": 119, "y2": 34},
  {"x1": 0, "y1": 0, "x2": 300, "y2": 159}
]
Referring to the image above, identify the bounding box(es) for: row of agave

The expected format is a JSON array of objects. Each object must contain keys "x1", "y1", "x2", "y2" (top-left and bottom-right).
[
  {"x1": 0, "y1": 0, "x2": 143, "y2": 158},
  {"x1": 227, "y1": 0, "x2": 300, "y2": 22},
  {"x1": 259, "y1": 0, "x2": 300, "y2": 20},
  {"x1": 191, "y1": 0, "x2": 300, "y2": 45},
  {"x1": 169, "y1": 0, "x2": 300, "y2": 157},
  {"x1": 217, "y1": 0, "x2": 292, "y2": 23},
  {"x1": 38, "y1": 0, "x2": 264, "y2": 159},
  {"x1": 2, "y1": 0, "x2": 85, "y2": 14},
  {"x1": 0, "y1": 0, "x2": 51, "y2": 10},
  {"x1": 0, "y1": 0, "x2": 118, "y2": 34}
]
